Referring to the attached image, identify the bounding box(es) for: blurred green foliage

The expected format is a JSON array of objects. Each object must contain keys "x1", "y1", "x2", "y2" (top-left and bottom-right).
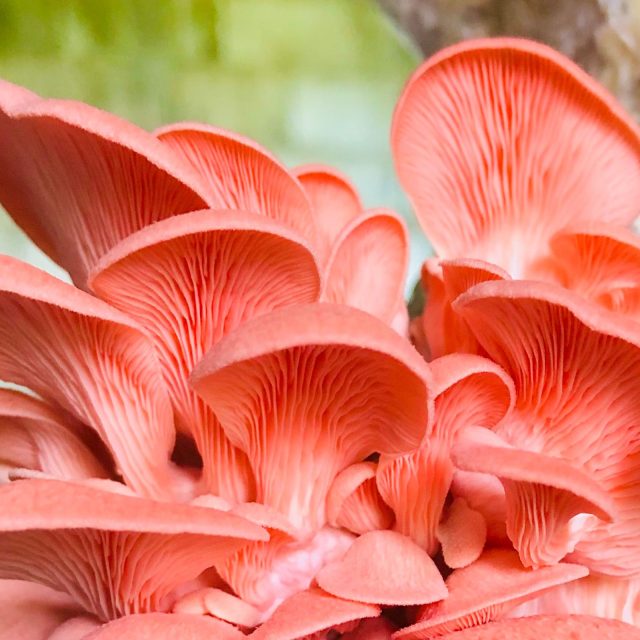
[{"x1": 0, "y1": 0, "x2": 430, "y2": 287}]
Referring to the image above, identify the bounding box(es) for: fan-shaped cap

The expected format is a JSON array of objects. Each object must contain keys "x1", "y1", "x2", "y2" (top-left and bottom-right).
[
  {"x1": 394, "y1": 549, "x2": 588, "y2": 640},
  {"x1": 0, "y1": 256, "x2": 182, "y2": 499},
  {"x1": 327, "y1": 462, "x2": 394, "y2": 534},
  {"x1": 377, "y1": 354, "x2": 512, "y2": 553},
  {"x1": 0, "y1": 80, "x2": 209, "y2": 288},
  {"x1": 0, "y1": 478, "x2": 266, "y2": 622},
  {"x1": 155, "y1": 122, "x2": 316, "y2": 243},
  {"x1": 90, "y1": 210, "x2": 321, "y2": 502},
  {"x1": 392, "y1": 38, "x2": 640, "y2": 276},
  {"x1": 251, "y1": 588, "x2": 380, "y2": 640},
  {"x1": 0, "y1": 389, "x2": 108, "y2": 480},
  {"x1": 454, "y1": 279, "x2": 640, "y2": 576},
  {"x1": 322, "y1": 208, "x2": 408, "y2": 324},
  {"x1": 417, "y1": 615, "x2": 640, "y2": 639},
  {"x1": 452, "y1": 427, "x2": 616, "y2": 568},
  {"x1": 317, "y1": 530, "x2": 447, "y2": 606},
  {"x1": 191, "y1": 303, "x2": 431, "y2": 531},
  {"x1": 532, "y1": 225, "x2": 640, "y2": 320},
  {"x1": 293, "y1": 163, "x2": 363, "y2": 263},
  {"x1": 84, "y1": 613, "x2": 244, "y2": 640},
  {"x1": 436, "y1": 498, "x2": 487, "y2": 570},
  {"x1": 428, "y1": 354, "x2": 514, "y2": 441}
]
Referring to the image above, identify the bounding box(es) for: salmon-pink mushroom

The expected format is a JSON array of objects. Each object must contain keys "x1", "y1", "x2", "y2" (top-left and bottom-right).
[
  {"x1": 0, "y1": 579, "x2": 85, "y2": 640},
  {"x1": 436, "y1": 498, "x2": 487, "y2": 570},
  {"x1": 191, "y1": 303, "x2": 432, "y2": 533},
  {"x1": 0, "y1": 389, "x2": 108, "y2": 481},
  {"x1": 426, "y1": 615, "x2": 640, "y2": 639},
  {"x1": 250, "y1": 588, "x2": 381, "y2": 640},
  {"x1": 510, "y1": 574, "x2": 640, "y2": 626},
  {"x1": 0, "y1": 80, "x2": 208, "y2": 288},
  {"x1": 90, "y1": 210, "x2": 321, "y2": 503},
  {"x1": 451, "y1": 427, "x2": 616, "y2": 568},
  {"x1": 531, "y1": 225, "x2": 640, "y2": 320},
  {"x1": 395, "y1": 549, "x2": 588, "y2": 640},
  {"x1": 84, "y1": 613, "x2": 244, "y2": 640},
  {"x1": 0, "y1": 256, "x2": 187, "y2": 499},
  {"x1": 454, "y1": 280, "x2": 640, "y2": 576},
  {"x1": 419, "y1": 259, "x2": 509, "y2": 360},
  {"x1": 450, "y1": 470, "x2": 508, "y2": 546},
  {"x1": 322, "y1": 209, "x2": 408, "y2": 325},
  {"x1": 155, "y1": 123, "x2": 316, "y2": 243},
  {"x1": 189, "y1": 304, "x2": 430, "y2": 620},
  {"x1": 0, "y1": 478, "x2": 266, "y2": 623},
  {"x1": 392, "y1": 38, "x2": 640, "y2": 277},
  {"x1": 326, "y1": 462, "x2": 394, "y2": 535},
  {"x1": 316, "y1": 530, "x2": 447, "y2": 606},
  {"x1": 293, "y1": 163, "x2": 363, "y2": 263},
  {"x1": 377, "y1": 354, "x2": 513, "y2": 555}
]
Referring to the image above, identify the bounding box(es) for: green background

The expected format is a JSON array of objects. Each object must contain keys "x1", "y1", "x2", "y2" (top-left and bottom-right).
[{"x1": 0, "y1": 0, "x2": 430, "y2": 290}]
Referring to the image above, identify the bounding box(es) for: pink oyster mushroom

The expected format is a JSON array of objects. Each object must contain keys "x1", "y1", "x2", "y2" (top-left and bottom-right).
[
  {"x1": 293, "y1": 164, "x2": 410, "y2": 331},
  {"x1": 391, "y1": 38, "x2": 640, "y2": 358},
  {"x1": 0, "y1": 34, "x2": 639, "y2": 640},
  {"x1": 0, "y1": 78, "x2": 416, "y2": 637}
]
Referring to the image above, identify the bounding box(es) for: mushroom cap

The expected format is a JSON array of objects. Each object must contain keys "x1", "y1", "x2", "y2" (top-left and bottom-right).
[
  {"x1": 317, "y1": 530, "x2": 448, "y2": 606},
  {"x1": 392, "y1": 38, "x2": 640, "y2": 276},
  {"x1": 322, "y1": 208, "x2": 409, "y2": 324},
  {"x1": 326, "y1": 462, "x2": 394, "y2": 534},
  {"x1": 0, "y1": 478, "x2": 266, "y2": 621},
  {"x1": 0, "y1": 80, "x2": 208, "y2": 287},
  {"x1": 531, "y1": 224, "x2": 640, "y2": 320},
  {"x1": 377, "y1": 353, "x2": 513, "y2": 554},
  {"x1": 0, "y1": 256, "x2": 180, "y2": 499},
  {"x1": 420, "y1": 258, "x2": 509, "y2": 358},
  {"x1": 250, "y1": 588, "x2": 380, "y2": 640},
  {"x1": 0, "y1": 389, "x2": 108, "y2": 480},
  {"x1": 90, "y1": 209, "x2": 321, "y2": 502},
  {"x1": 414, "y1": 615, "x2": 640, "y2": 639},
  {"x1": 395, "y1": 549, "x2": 588, "y2": 640},
  {"x1": 84, "y1": 613, "x2": 244, "y2": 640},
  {"x1": 454, "y1": 279, "x2": 640, "y2": 575},
  {"x1": 191, "y1": 303, "x2": 432, "y2": 531},
  {"x1": 155, "y1": 122, "x2": 316, "y2": 244},
  {"x1": 293, "y1": 163, "x2": 363, "y2": 263}
]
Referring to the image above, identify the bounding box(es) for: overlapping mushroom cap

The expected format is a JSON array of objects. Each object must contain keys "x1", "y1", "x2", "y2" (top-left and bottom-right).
[
  {"x1": 1, "y1": 32, "x2": 640, "y2": 640},
  {"x1": 452, "y1": 280, "x2": 640, "y2": 576},
  {"x1": 394, "y1": 38, "x2": 640, "y2": 359},
  {"x1": 392, "y1": 37, "x2": 640, "y2": 278},
  {"x1": 191, "y1": 302, "x2": 431, "y2": 532},
  {"x1": 0, "y1": 76, "x2": 432, "y2": 633},
  {"x1": 374, "y1": 353, "x2": 513, "y2": 558}
]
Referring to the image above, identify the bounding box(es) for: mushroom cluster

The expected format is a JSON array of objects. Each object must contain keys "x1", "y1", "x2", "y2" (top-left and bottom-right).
[{"x1": 0, "y1": 38, "x2": 639, "y2": 640}]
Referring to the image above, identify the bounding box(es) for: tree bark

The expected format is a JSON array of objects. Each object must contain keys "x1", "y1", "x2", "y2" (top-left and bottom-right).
[{"x1": 378, "y1": 0, "x2": 640, "y2": 118}]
